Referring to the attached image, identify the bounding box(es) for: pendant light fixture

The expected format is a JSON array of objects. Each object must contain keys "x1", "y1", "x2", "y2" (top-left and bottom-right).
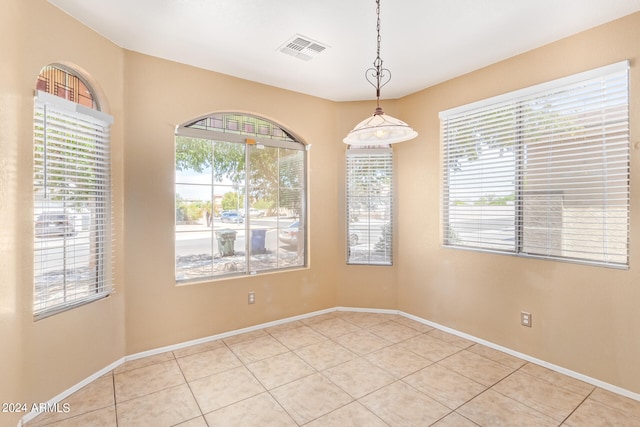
[{"x1": 343, "y1": 0, "x2": 418, "y2": 145}]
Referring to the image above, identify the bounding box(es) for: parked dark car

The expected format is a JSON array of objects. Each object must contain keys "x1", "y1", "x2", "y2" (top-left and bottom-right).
[
  {"x1": 279, "y1": 221, "x2": 299, "y2": 245},
  {"x1": 35, "y1": 212, "x2": 75, "y2": 237},
  {"x1": 220, "y1": 211, "x2": 244, "y2": 223}
]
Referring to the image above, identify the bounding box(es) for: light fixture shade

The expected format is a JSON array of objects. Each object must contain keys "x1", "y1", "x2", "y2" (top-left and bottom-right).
[{"x1": 343, "y1": 110, "x2": 418, "y2": 145}]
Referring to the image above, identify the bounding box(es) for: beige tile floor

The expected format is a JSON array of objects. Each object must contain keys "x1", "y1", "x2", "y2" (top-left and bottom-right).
[{"x1": 26, "y1": 311, "x2": 640, "y2": 426}]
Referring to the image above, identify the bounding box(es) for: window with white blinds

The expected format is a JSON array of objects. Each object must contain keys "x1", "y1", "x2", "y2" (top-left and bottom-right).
[
  {"x1": 346, "y1": 147, "x2": 393, "y2": 265},
  {"x1": 441, "y1": 61, "x2": 629, "y2": 268},
  {"x1": 34, "y1": 90, "x2": 114, "y2": 319}
]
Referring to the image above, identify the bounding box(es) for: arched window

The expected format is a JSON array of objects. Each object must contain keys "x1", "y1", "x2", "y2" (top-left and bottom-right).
[
  {"x1": 175, "y1": 113, "x2": 307, "y2": 282},
  {"x1": 33, "y1": 65, "x2": 113, "y2": 319}
]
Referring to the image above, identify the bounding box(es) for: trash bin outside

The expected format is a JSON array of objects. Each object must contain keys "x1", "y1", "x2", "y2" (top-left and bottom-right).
[
  {"x1": 250, "y1": 229, "x2": 267, "y2": 254},
  {"x1": 215, "y1": 229, "x2": 237, "y2": 257}
]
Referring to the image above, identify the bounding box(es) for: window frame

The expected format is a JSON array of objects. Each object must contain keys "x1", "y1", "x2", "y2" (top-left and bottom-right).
[
  {"x1": 33, "y1": 81, "x2": 113, "y2": 320},
  {"x1": 346, "y1": 146, "x2": 394, "y2": 266},
  {"x1": 440, "y1": 61, "x2": 630, "y2": 269},
  {"x1": 174, "y1": 113, "x2": 308, "y2": 283}
]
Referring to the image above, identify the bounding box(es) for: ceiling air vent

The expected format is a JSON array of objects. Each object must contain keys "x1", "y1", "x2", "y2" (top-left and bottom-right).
[{"x1": 279, "y1": 34, "x2": 328, "y2": 61}]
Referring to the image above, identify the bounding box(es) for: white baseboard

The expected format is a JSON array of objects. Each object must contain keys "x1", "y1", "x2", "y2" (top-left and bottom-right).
[
  {"x1": 122, "y1": 307, "x2": 337, "y2": 363},
  {"x1": 335, "y1": 306, "x2": 399, "y2": 315},
  {"x1": 399, "y1": 311, "x2": 640, "y2": 402},
  {"x1": 19, "y1": 306, "x2": 639, "y2": 426},
  {"x1": 19, "y1": 357, "x2": 124, "y2": 425}
]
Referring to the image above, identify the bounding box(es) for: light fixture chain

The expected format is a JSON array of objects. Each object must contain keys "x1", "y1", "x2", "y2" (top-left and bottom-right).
[
  {"x1": 376, "y1": 0, "x2": 381, "y2": 61},
  {"x1": 366, "y1": 0, "x2": 391, "y2": 108}
]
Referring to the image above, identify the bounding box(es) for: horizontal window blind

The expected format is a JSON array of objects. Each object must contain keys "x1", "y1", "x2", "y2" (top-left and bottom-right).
[
  {"x1": 34, "y1": 91, "x2": 114, "y2": 319},
  {"x1": 346, "y1": 147, "x2": 393, "y2": 265},
  {"x1": 441, "y1": 61, "x2": 629, "y2": 268}
]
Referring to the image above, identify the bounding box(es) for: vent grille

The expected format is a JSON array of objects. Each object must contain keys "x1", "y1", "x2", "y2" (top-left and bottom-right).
[{"x1": 279, "y1": 34, "x2": 328, "y2": 61}]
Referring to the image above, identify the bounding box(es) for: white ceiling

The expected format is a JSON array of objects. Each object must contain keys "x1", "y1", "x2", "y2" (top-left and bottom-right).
[{"x1": 49, "y1": 0, "x2": 640, "y2": 102}]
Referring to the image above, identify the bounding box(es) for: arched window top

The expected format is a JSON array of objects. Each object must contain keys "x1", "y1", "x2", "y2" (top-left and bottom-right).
[
  {"x1": 36, "y1": 64, "x2": 99, "y2": 110},
  {"x1": 180, "y1": 112, "x2": 302, "y2": 145}
]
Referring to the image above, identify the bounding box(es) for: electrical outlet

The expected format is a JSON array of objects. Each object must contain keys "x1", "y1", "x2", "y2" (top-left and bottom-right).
[
  {"x1": 520, "y1": 311, "x2": 532, "y2": 327},
  {"x1": 248, "y1": 291, "x2": 255, "y2": 304}
]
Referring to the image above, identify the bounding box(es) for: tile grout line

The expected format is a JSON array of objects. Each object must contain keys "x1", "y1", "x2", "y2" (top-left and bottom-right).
[
  {"x1": 452, "y1": 361, "x2": 559, "y2": 425},
  {"x1": 287, "y1": 321, "x2": 375, "y2": 426},
  {"x1": 271, "y1": 314, "x2": 389, "y2": 425},
  {"x1": 112, "y1": 372, "x2": 119, "y2": 427},
  {"x1": 248, "y1": 328, "x2": 309, "y2": 426},
  {"x1": 559, "y1": 388, "x2": 596, "y2": 426},
  {"x1": 240, "y1": 334, "x2": 302, "y2": 425},
  {"x1": 489, "y1": 361, "x2": 602, "y2": 425},
  {"x1": 173, "y1": 350, "x2": 210, "y2": 427},
  {"x1": 266, "y1": 320, "x2": 353, "y2": 426},
  {"x1": 223, "y1": 332, "x2": 302, "y2": 425},
  {"x1": 481, "y1": 374, "x2": 569, "y2": 425},
  {"x1": 303, "y1": 316, "x2": 433, "y2": 425},
  {"x1": 372, "y1": 327, "x2": 517, "y2": 425}
]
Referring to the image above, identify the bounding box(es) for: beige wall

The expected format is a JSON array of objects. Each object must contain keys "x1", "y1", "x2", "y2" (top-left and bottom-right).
[
  {"x1": 0, "y1": 2, "x2": 26, "y2": 425},
  {"x1": 395, "y1": 12, "x2": 640, "y2": 393},
  {"x1": 2, "y1": 2, "x2": 640, "y2": 424},
  {"x1": 0, "y1": 1, "x2": 126, "y2": 425},
  {"x1": 335, "y1": 101, "x2": 400, "y2": 309},
  {"x1": 122, "y1": 51, "x2": 340, "y2": 354}
]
